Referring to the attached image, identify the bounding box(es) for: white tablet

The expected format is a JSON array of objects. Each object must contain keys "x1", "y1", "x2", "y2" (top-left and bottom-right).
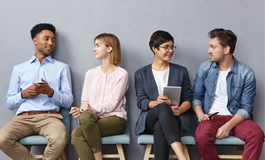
[{"x1": 163, "y1": 86, "x2": 181, "y2": 106}]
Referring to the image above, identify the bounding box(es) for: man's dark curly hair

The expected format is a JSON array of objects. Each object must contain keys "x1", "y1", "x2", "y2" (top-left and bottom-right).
[{"x1": 30, "y1": 23, "x2": 56, "y2": 39}]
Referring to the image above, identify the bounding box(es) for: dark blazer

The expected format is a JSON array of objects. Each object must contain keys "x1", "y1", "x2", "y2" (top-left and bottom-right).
[{"x1": 134, "y1": 63, "x2": 196, "y2": 136}]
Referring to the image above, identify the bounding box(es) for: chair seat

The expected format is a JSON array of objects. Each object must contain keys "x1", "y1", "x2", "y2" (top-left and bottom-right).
[
  {"x1": 101, "y1": 133, "x2": 130, "y2": 145},
  {"x1": 137, "y1": 135, "x2": 245, "y2": 146},
  {"x1": 71, "y1": 132, "x2": 130, "y2": 145},
  {"x1": 19, "y1": 135, "x2": 48, "y2": 145},
  {"x1": 214, "y1": 136, "x2": 245, "y2": 145},
  {"x1": 138, "y1": 135, "x2": 196, "y2": 145}
]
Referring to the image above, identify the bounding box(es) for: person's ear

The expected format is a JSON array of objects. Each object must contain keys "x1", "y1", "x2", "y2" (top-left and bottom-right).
[
  {"x1": 107, "y1": 46, "x2": 113, "y2": 53},
  {"x1": 224, "y1": 46, "x2": 230, "y2": 55},
  {"x1": 33, "y1": 37, "x2": 37, "y2": 45},
  {"x1": 152, "y1": 46, "x2": 157, "y2": 53}
]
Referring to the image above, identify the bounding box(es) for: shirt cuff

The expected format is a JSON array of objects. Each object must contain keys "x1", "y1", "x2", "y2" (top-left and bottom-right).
[
  {"x1": 192, "y1": 99, "x2": 202, "y2": 108},
  {"x1": 142, "y1": 99, "x2": 150, "y2": 111},
  {"x1": 50, "y1": 89, "x2": 60, "y2": 102},
  {"x1": 15, "y1": 92, "x2": 26, "y2": 107},
  {"x1": 236, "y1": 109, "x2": 250, "y2": 119}
]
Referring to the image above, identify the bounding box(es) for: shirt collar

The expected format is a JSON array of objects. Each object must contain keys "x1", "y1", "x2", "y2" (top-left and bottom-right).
[
  {"x1": 229, "y1": 56, "x2": 238, "y2": 74},
  {"x1": 211, "y1": 56, "x2": 238, "y2": 74},
  {"x1": 30, "y1": 55, "x2": 54, "y2": 64},
  {"x1": 212, "y1": 62, "x2": 218, "y2": 69}
]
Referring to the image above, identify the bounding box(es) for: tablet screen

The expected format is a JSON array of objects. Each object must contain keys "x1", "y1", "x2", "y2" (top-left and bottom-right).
[{"x1": 163, "y1": 86, "x2": 181, "y2": 106}]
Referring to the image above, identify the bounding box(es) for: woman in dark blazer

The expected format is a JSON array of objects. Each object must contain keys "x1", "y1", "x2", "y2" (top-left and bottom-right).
[{"x1": 134, "y1": 30, "x2": 196, "y2": 160}]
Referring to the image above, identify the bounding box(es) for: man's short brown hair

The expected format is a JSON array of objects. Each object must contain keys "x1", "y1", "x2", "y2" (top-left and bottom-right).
[{"x1": 209, "y1": 28, "x2": 237, "y2": 54}]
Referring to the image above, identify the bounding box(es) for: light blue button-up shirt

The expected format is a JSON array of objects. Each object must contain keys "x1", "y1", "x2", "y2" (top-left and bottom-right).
[
  {"x1": 192, "y1": 57, "x2": 256, "y2": 120},
  {"x1": 6, "y1": 55, "x2": 74, "y2": 116}
]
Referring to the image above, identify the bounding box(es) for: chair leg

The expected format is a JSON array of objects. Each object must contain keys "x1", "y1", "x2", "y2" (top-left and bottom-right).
[
  {"x1": 61, "y1": 150, "x2": 67, "y2": 160},
  {"x1": 143, "y1": 144, "x2": 152, "y2": 160},
  {"x1": 23, "y1": 145, "x2": 67, "y2": 160},
  {"x1": 56, "y1": 156, "x2": 62, "y2": 160},
  {"x1": 25, "y1": 145, "x2": 32, "y2": 151},
  {"x1": 56, "y1": 150, "x2": 67, "y2": 160},
  {"x1": 199, "y1": 145, "x2": 244, "y2": 160},
  {"x1": 236, "y1": 145, "x2": 244, "y2": 160},
  {"x1": 116, "y1": 144, "x2": 126, "y2": 160},
  {"x1": 182, "y1": 145, "x2": 190, "y2": 160}
]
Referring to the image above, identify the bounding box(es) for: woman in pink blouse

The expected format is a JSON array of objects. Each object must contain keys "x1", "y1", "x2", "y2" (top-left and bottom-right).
[{"x1": 70, "y1": 33, "x2": 129, "y2": 160}]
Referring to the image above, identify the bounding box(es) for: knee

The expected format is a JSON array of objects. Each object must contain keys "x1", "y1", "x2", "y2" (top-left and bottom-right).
[
  {"x1": 0, "y1": 137, "x2": 6, "y2": 150},
  {"x1": 195, "y1": 123, "x2": 215, "y2": 144},
  {"x1": 194, "y1": 131, "x2": 206, "y2": 144},
  {"x1": 71, "y1": 127, "x2": 82, "y2": 143},
  {"x1": 249, "y1": 125, "x2": 265, "y2": 143},
  {"x1": 79, "y1": 111, "x2": 97, "y2": 125},
  {"x1": 48, "y1": 131, "x2": 68, "y2": 150},
  {"x1": 0, "y1": 131, "x2": 12, "y2": 151},
  {"x1": 156, "y1": 103, "x2": 173, "y2": 116},
  {"x1": 79, "y1": 111, "x2": 98, "y2": 130}
]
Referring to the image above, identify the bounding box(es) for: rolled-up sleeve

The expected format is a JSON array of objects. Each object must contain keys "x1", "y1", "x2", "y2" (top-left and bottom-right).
[{"x1": 192, "y1": 64, "x2": 206, "y2": 108}]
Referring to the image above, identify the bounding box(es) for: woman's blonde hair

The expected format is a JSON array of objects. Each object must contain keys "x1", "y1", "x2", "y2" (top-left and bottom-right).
[{"x1": 94, "y1": 33, "x2": 121, "y2": 65}]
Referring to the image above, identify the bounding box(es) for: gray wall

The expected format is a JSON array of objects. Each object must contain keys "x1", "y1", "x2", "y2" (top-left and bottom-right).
[{"x1": 0, "y1": 1, "x2": 264, "y2": 160}]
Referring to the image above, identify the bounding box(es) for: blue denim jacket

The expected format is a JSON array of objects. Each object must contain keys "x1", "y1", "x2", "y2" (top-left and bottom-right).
[{"x1": 192, "y1": 57, "x2": 256, "y2": 120}]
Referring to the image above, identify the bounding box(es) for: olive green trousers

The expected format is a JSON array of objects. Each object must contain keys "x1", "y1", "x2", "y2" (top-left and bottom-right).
[{"x1": 72, "y1": 111, "x2": 126, "y2": 160}]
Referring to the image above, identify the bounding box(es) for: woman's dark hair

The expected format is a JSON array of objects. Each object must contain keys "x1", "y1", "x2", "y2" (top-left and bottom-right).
[
  {"x1": 30, "y1": 23, "x2": 56, "y2": 39},
  {"x1": 149, "y1": 30, "x2": 174, "y2": 54},
  {"x1": 208, "y1": 28, "x2": 237, "y2": 54}
]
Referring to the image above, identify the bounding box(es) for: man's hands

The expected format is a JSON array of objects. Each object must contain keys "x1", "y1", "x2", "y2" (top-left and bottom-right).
[
  {"x1": 216, "y1": 124, "x2": 231, "y2": 139},
  {"x1": 21, "y1": 77, "x2": 54, "y2": 99},
  {"x1": 193, "y1": 105, "x2": 211, "y2": 122},
  {"x1": 21, "y1": 85, "x2": 40, "y2": 98},
  {"x1": 197, "y1": 113, "x2": 231, "y2": 139},
  {"x1": 197, "y1": 114, "x2": 210, "y2": 122},
  {"x1": 34, "y1": 78, "x2": 54, "y2": 97},
  {"x1": 216, "y1": 114, "x2": 244, "y2": 139}
]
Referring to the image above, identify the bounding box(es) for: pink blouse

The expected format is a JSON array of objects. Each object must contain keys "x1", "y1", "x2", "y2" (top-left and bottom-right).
[{"x1": 81, "y1": 66, "x2": 129, "y2": 120}]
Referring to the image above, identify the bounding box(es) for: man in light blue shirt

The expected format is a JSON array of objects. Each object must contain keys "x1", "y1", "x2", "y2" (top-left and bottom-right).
[
  {"x1": 192, "y1": 28, "x2": 264, "y2": 160},
  {"x1": 0, "y1": 23, "x2": 73, "y2": 160}
]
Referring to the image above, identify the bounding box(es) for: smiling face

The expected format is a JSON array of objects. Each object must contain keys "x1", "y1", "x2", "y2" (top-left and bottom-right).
[
  {"x1": 208, "y1": 37, "x2": 227, "y2": 63},
  {"x1": 33, "y1": 30, "x2": 55, "y2": 57},
  {"x1": 93, "y1": 39, "x2": 112, "y2": 60},
  {"x1": 153, "y1": 40, "x2": 174, "y2": 62}
]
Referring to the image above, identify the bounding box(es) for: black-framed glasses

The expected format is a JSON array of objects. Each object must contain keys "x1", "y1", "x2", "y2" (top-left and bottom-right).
[{"x1": 159, "y1": 45, "x2": 177, "y2": 51}]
